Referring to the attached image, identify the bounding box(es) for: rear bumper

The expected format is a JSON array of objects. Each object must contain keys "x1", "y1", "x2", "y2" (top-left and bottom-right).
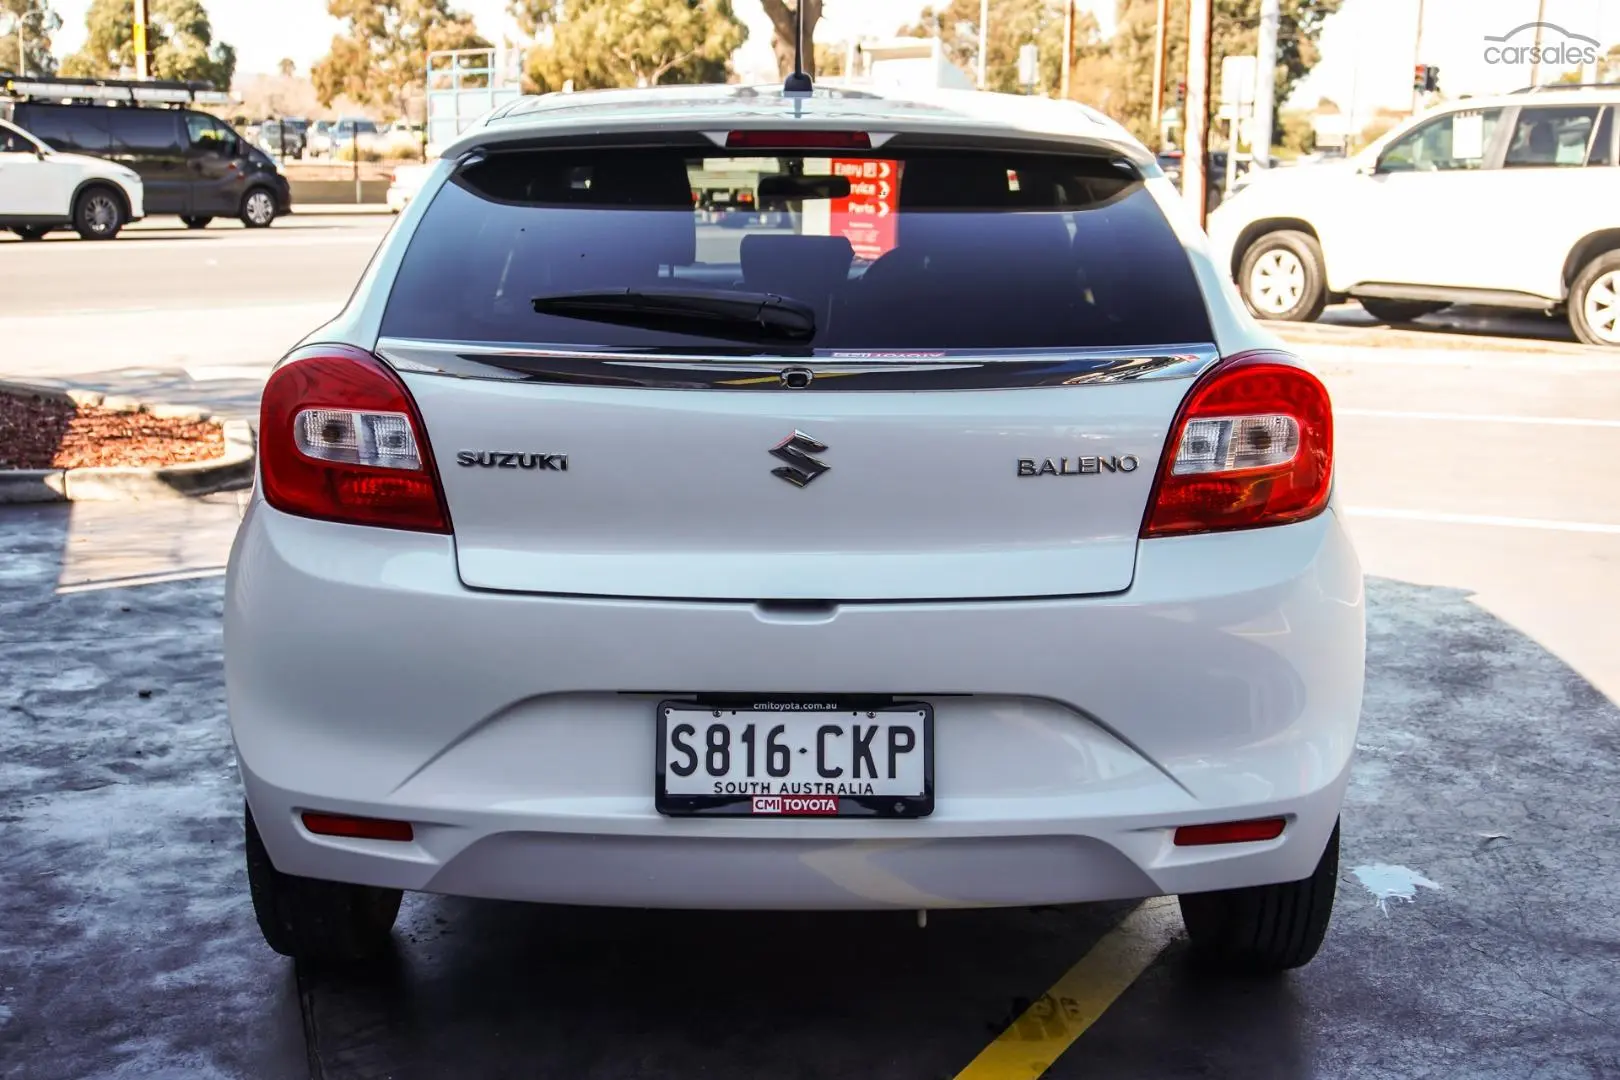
[{"x1": 226, "y1": 503, "x2": 1365, "y2": 909}]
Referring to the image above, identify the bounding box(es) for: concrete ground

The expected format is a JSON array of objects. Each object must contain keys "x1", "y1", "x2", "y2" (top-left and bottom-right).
[{"x1": 3, "y1": 217, "x2": 1619, "y2": 1078}]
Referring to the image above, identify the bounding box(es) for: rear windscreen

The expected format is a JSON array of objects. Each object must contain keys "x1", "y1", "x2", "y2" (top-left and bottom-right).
[{"x1": 380, "y1": 147, "x2": 1213, "y2": 352}]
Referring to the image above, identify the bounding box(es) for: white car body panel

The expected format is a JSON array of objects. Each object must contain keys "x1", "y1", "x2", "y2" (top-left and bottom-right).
[
  {"x1": 228, "y1": 86, "x2": 1363, "y2": 912},
  {"x1": 0, "y1": 120, "x2": 145, "y2": 225},
  {"x1": 227, "y1": 503, "x2": 1362, "y2": 908}
]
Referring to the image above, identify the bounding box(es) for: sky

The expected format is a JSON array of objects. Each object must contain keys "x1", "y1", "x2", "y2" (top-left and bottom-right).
[{"x1": 43, "y1": 0, "x2": 1619, "y2": 127}]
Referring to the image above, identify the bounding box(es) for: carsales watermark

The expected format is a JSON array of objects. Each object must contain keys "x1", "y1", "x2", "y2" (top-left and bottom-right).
[{"x1": 1484, "y1": 21, "x2": 1599, "y2": 66}]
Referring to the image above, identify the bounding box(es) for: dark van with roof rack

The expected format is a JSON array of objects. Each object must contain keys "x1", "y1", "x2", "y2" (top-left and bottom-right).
[{"x1": 1, "y1": 73, "x2": 292, "y2": 230}]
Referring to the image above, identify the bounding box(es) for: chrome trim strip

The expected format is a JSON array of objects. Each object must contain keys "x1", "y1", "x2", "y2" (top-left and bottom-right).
[{"x1": 376, "y1": 338, "x2": 1221, "y2": 390}]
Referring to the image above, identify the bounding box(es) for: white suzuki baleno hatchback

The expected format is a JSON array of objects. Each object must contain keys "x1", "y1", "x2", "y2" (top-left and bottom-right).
[{"x1": 226, "y1": 84, "x2": 1364, "y2": 973}]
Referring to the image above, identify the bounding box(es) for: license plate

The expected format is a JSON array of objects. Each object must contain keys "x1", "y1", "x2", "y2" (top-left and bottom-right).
[{"x1": 656, "y1": 700, "x2": 933, "y2": 818}]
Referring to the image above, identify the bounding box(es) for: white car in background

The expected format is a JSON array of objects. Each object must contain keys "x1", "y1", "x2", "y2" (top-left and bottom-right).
[
  {"x1": 227, "y1": 84, "x2": 1363, "y2": 975},
  {"x1": 0, "y1": 117, "x2": 145, "y2": 240},
  {"x1": 1208, "y1": 86, "x2": 1620, "y2": 345}
]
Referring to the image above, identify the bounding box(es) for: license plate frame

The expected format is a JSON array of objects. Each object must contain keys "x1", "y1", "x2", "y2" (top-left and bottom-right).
[{"x1": 655, "y1": 698, "x2": 934, "y2": 818}]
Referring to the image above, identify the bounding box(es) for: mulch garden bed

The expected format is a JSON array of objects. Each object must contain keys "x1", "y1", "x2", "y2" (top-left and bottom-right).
[{"x1": 0, "y1": 390, "x2": 224, "y2": 470}]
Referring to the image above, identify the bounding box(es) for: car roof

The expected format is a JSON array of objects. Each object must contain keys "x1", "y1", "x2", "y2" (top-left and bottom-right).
[
  {"x1": 1428, "y1": 86, "x2": 1620, "y2": 110},
  {"x1": 445, "y1": 83, "x2": 1153, "y2": 166}
]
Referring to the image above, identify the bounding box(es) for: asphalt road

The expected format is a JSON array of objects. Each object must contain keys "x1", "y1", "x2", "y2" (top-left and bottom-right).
[{"x1": 2, "y1": 216, "x2": 1619, "y2": 1079}]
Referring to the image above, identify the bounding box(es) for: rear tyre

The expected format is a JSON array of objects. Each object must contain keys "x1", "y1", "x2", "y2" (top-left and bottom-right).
[
  {"x1": 180, "y1": 215, "x2": 213, "y2": 229},
  {"x1": 244, "y1": 803, "x2": 402, "y2": 963},
  {"x1": 1178, "y1": 819, "x2": 1339, "y2": 974},
  {"x1": 73, "y1": 185, "x2": 125, "y2": 240},
  {"x1": 240, "y1": 188, "x2": 277, "y2": 228},
  {"x1": 1237, "y1": 229, "x2": 1327, "y2": 323},
  {"x1": 12, "y1": 225, "x2": 50, "y2": 241},
  {"x1": 1358, "y1": 297, "x2": 1446, "y2": 324},
  {"x1": 1569, "y1": 250, "x2": 1620, "y2": 347}
]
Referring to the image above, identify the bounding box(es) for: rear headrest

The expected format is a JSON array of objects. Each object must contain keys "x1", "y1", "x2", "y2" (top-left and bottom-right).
[{"x1": 740, "y1": 234, "x2": 855, "y2": 290}]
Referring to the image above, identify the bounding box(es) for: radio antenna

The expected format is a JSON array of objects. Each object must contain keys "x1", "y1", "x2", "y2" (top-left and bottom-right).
[{"x1": 784, "y1": 0, "x2": 813, "y2": 93}]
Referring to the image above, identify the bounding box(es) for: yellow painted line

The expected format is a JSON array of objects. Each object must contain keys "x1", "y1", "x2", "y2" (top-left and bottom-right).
[{"x1": 952, "y1": 897, "x2": 1183, "y2": 1080}]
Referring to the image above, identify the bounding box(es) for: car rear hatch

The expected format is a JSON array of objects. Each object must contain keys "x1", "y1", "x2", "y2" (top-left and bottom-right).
[{"x1": 376, "y1": 139, "x2": 1218, "y2": 602}]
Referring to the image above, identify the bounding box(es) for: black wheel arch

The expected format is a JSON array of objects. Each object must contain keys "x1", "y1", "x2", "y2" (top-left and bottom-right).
[
  {"x1": 1230, "y1": 217, "x2": 1321, "y2": 281},
  {"x1": 1562, "y1": 229, "x2": 1620, "y2": 296},
  {"x1": 70, "y1": 178, "x2": 131, "y2": 220}
]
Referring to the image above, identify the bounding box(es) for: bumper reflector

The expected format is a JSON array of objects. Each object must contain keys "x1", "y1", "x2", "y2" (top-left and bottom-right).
[
  {"x1": 1173, "y1": 817, "x2": 1286, "y2": 846},
  {"x1": 301, "y1": 812, "x2": 414, "y2": 842}
]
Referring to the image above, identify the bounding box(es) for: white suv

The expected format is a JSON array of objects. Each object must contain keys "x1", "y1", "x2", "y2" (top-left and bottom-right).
[
  {"x1": 0, "y1": 117, "x2": 144, "y2": 240},
  {"x1": 1208, "y1": 87, "x2": 1620, "y2": 345},
  {"x1": 227, "y1": 84, "x2": 1364, "y2": 973}
]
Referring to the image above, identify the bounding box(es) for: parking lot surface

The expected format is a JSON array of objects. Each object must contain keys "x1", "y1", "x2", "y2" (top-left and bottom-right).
[{"x1": 4, "y1": 217, "x2": 1620, "y2": 1079}]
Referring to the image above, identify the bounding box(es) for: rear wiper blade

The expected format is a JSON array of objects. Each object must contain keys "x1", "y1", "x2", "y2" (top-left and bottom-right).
[{"x1": 532, "y1": 287, "x2": 816, "y2": 344}]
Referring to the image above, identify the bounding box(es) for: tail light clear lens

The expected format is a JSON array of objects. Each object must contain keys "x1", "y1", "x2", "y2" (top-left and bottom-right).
[
  {"x1": 260, "y1": 345, "x2": 450, "y2": 533},
  {"x1": 1142, "y1": 350, "x2": 1332, "y2": 538}
]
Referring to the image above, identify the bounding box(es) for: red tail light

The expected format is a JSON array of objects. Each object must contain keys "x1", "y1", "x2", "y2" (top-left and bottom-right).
[
  {"x1": 1141, "y1": 350, "x2": 1332, "y2": 538},
  {"x1": 259, "y1": 345, "x2": 450, "y2": 533},
  {"x1": 726, "y1": 129, "x2": 871, "y2": 149}
]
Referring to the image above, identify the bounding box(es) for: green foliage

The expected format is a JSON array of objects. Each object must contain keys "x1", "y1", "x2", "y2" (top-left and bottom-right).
[
  {"x1": 59, "y1": 0, "x2": 235, "y2": 87},
  {"x1": 2, "y1": 0, "x2": 63, "y2": 77},
  {"x1": 899, "y1": 0, "x2": 1101, "y2": 95},
  {"x1": 1104, "y1": 0, "x2": 1342, "y2": 145},
  {"x1": 1278, "y1": 107, "x2": 1315, "y2": 154},
  {"x1": 313, "y1": 0, "x2": 488, "y2": 113},
  {"x1": 522, "y1": 0, "x2": 746, "y2": 92}
]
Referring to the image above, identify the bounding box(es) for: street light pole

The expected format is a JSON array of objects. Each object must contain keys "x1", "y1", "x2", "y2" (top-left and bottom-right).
[
  {"x1": 1409, "y1": 0, "x2": 1424, "y2": 113},
  {"x1": 1149, "y1": 0, "x2": 1170, "y2": 147},
  {"x1": 133, "y1": 0, "x2": 150, "y2": 79},
  {"x1": 1251, "y1": 0, "x2": 1280, "y2": 169},
  {"x1": 978, "y1": 0, "x2": 989, "y2": 89},
  {"x1": 1061, "y1": 0, "x2": 1073, "y2": 100},
  {"x1": 1183, "y1": 0, "x2": 1213, "y2": 227},
  {"x1": 1529, "y1": 0, "x2": 1547, "y2": 87}
]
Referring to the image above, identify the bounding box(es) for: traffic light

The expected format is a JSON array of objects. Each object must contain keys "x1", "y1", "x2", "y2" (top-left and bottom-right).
[
  {"x1": 1414, "y1": 64, "x2": 1440, "y2": 93},
  {"x1": 1174, "y1": 80, "x2": 1186, "y2": 105}
]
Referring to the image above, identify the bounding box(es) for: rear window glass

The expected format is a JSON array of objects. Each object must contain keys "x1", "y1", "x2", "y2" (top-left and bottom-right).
[
  {"x1": 381, "y1": 148, "x2": 1213, "y2": 352},
  {"x1": 16, "y1": 105, "x2": 110, "y2": 153}
]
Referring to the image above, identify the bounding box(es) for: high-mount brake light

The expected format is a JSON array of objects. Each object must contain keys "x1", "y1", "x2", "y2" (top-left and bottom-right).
[
  {"x1": 1141, "y1": 350, "x2": 1332, "y2": 538},
  {"x1": 259, "y1": 345, "x2": 450, "y2": 533},
  {"x1": 725, "y1": 130, "x2": 872, "y2": 150}
]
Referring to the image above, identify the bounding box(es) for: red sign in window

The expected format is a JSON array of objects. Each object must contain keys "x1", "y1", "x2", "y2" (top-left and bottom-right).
[{"x1": 829, "y1": 158, "x2": 899, "y2": 261}]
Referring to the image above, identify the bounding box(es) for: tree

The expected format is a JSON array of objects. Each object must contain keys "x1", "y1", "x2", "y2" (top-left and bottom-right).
[
  {"x1": 313, "y1": 0, "x2": 487, "y2": 118},
  {"x1": 898, "y1": 0, "x2": 1101, "y2": 95},
  {"x1": 759, "y1": 0, "x2": 820, "y2": 80},
  {"x1": 276, "y1": 56, "x2": 295, "y2": 77},
  {"x1": 60, "y1": 0, "x2": 234, "y2": 86},
  {"x1": 2, "y1": 0, "x2": 63, "y2": 77},
  {"x1": 1104, "y1": 0, "x2": 1342, "y2": 145},
  {"x1": 519, "y1": 0, "x2": 746, "y2": 93}
]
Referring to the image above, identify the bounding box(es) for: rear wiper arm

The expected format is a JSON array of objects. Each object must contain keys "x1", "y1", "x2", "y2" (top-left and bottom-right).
[{"x1": 532, "y1": 287, "x2": 816, "y2": 344}]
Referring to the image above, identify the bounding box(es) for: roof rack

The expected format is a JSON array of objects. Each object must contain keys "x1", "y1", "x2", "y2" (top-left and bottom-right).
[
  {"x1": 1511, "y1": 82, "x2": 1620, "y2": 94},
  {"x1": 0, "y1": 72, "x2": 232, "y2": 106}
]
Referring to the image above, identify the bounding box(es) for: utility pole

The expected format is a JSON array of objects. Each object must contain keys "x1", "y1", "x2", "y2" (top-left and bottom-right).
[
  {"x1": 16, "y1": 16, "x2": 24, "y2": 78},
  {"x1": 1061, "y1": 0, "x2": 1073, "y2": 100},
  {"x1": 133, "y1": 0, "x2": 150, "y2": 79},
  {"x1": 1149, "y1": 0, "x2": 1171, "y2": 147},
  {"x1": 1251, "y1": 0, "x2": 1279, "y2": 169},
  {"x1": 1183, "y1": 0, "x2": 1213, "y2": 227},
  {"x1": 977, "y1": 0, "x2": 989, "y2": 89},
  {"x1": 1529, "y1": 0, "x2": 1548, "y2": 87},
  {"x1": 1409, "y1": 0, "x2": 1424, "y2": 113}
]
